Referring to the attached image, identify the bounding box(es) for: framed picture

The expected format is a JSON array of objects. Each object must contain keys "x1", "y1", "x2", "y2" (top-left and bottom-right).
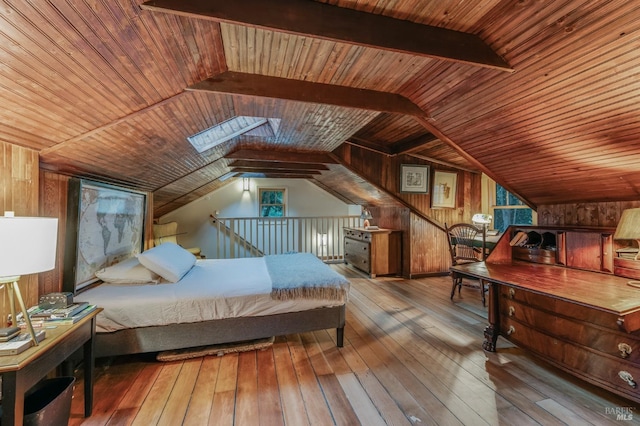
[
  {"x1": 432, "y1": 171, "x2": 458, "y2": 208},
  {"x1": 63, "y1": 178, "x2": 147, "y2": 293},
  {"x1": 400, "y1": 164, "x2": 430, "y2": 193}
]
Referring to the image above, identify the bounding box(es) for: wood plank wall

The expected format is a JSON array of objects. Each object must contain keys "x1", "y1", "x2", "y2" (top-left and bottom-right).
[
  {"x1": 39, "y1": 171, "x2": 70, "y2": 295},
  {"x1": 334, "y1": 144, "x2": 481, "y2": 277},
  {"x1": 538, "y1": 202, "x2": 640, "y2": 227},
  {"x1": 0, "y1": 142, "x2": 40, "y2": 324}
]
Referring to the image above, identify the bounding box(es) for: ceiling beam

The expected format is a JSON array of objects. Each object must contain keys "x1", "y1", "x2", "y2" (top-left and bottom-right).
[
  {"x1": 231, "y1": 167, "x2": 321, "y2": 175},
  {"x1": 240, "y1": 173, "x2": 315, "y2": 179},
  {"x1": 188, "y1": 71, "x2": 425, "y2": 116},
  {"x1": 391, "y1": 134, "x2": 438, "y2": 155},
  {"x1": 141, "y1": 0, "x2": 512, "y2": 72},
  {"x1": 226, "y1": 148, "x2": 338, "y2": 164},
  {"x1": 230, "y1": 160, "x2": 329, "y2": 171},
  {"x1": 345, "y1": 138, "x2": 393, "y2": 156}
]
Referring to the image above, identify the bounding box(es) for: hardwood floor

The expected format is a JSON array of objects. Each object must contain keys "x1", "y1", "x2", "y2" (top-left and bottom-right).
[{"x1": 69, "y1": 265, "x2": 638, "y2": 425}]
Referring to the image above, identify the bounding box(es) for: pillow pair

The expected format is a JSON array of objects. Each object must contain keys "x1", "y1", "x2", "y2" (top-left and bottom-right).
[
  {"x1": 137, "y1": 242, "x2": 197, "y2": 283},
  {"x1": 96, "y1": 243, "x2": 196, "y2": 284},
  {"x1": 95, "y1": 257, "x2": 161, "y2": 285}
]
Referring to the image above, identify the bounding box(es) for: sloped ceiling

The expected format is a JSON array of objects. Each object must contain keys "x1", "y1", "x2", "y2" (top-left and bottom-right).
[{"x1": 1, "y1": 0, "x2": 640, "y2": 217}]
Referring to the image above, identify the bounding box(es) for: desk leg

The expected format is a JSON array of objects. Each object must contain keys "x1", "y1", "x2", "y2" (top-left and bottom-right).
[
  {"x1": 482, "y1": 281, "x2": 499, "y2": 352},
  {"x1": 2, "y1": 371, "x2": 25, "y2": 426},
  {"x1": 83, "y1": 317, "x2": 96, "y2": 417}
]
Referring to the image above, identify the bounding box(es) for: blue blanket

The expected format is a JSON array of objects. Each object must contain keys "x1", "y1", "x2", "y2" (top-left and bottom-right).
[{"x1": 264, "y1": 253, "x2": 350, "y2": 301}]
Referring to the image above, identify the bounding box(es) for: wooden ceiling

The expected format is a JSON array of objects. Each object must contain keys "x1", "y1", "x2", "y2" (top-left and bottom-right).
[{"x1": 2, "y1": 0, "x2": 640, "y2": 217}]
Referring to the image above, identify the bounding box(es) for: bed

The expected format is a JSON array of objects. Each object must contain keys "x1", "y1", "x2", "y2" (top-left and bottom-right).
[{"x1": 74, "y1": 243, "x2": 350, "y2": 358}]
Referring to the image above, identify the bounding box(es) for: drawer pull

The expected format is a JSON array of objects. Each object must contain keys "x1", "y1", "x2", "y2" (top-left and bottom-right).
[
  {"x1": 508, "y1": 288, "x2": 515, "y2": 299},
  {"x1": 619, "y1": 371, "x2": 637, "y2": 388},
  {"x1": 508, "y1": 306, "x2": 515, "y2": 317},
  {"x1": 618, "y1": 342, "x2": 633, "y2": 358},
  {"x1": 506, "y1": 325, "x2": 515, "y2": 336}
]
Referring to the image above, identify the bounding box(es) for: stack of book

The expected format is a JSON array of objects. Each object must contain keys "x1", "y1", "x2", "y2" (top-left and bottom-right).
[
  {"x1": 26, "y1": 302, "x2": 98, "y2": 327},
  {"x1": 0, "y1": 329, "x2": 46, "y2": 356}
]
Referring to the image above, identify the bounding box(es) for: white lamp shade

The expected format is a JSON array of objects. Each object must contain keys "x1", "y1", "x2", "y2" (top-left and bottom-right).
[
  {"x1": 0, "y1": 217, "x2": 58, "y2": 277},
  {"x1": 472, "y1": 213, "x2": 493, "y2": 225}
]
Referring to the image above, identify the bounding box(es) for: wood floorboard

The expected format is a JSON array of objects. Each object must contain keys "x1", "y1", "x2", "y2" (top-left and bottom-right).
[{"x1": 69, "y1": 269, "x2": 639, "y2": 425}]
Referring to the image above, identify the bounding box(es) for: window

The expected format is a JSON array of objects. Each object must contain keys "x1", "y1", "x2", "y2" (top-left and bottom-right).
[
  {"x1": 491, "y1": 184, "x2": 534, "y2": 232},
  {"x1": 259, "y1": 188, "x2": 286, "y2": 217}
]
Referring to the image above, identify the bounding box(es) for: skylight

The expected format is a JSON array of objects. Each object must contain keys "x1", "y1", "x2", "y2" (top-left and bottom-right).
[{"x1": 188, "y1": 116, "x2": 281, "y2": 153}]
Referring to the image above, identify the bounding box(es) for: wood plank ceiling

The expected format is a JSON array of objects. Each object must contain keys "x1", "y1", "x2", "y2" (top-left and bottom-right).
[{"x1": 1, "y1": 0, "x2": 640, "y2": 217}]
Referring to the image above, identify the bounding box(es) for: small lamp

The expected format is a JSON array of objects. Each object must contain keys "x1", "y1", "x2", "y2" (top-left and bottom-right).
[
  {"x1": 360, "y1": 208, "x2": 373, "y2": 228},
  {"x1": 0, "y1": 213, "x2": 58, "y2": 344},
  {"x1": 243, "y1": 177, "x2": 250, "y2": 191},
  {"x1": 614, "y1": 208, "x2": 640, "y2": 260}
]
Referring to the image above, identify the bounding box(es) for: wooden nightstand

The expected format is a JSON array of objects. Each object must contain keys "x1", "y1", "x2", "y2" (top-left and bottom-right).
[{"x1": 0, "y1": 308, "x2": 100, "y2": 425}]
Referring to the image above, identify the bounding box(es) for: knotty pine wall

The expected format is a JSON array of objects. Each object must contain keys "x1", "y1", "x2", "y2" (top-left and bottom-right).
[{"x1": 334, "y1": 144, "x2": 481, "y2": 277}]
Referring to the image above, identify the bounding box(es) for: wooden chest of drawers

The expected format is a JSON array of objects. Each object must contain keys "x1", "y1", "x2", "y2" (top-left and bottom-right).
[
  {"x1": 344, "y1": 227, "x2": 401, "y2": 277},
  {"x1": 498, "y1": 284, "x2": 640, "y2": 402}
]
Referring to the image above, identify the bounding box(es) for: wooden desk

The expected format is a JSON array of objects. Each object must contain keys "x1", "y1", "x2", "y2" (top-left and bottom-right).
[
  {"x1": 0, "y1": 309, "x2": 100, "y2": 426},
  {"x1": 452, "y1": 260, "x2": 640, "y2": 403}
]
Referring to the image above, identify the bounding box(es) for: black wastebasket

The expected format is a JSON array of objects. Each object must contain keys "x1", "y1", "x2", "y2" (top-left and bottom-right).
[{"x1": 23, "y1": 377, "x2": 75, "y2": 426}]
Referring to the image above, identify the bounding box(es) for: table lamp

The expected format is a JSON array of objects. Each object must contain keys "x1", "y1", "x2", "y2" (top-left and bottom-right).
[
  {"x1": 361, "y1": 208, "x2": 373, "y2": 228},
  {"x1": 472, "y1": 213, "x2": 493, "y2": 228},
  {"x1": 614, "y1": 208, "x2": 640, "y2": 260},
  {"x1": 0, "y1": 213, "x2": 58, "y2": 344}
]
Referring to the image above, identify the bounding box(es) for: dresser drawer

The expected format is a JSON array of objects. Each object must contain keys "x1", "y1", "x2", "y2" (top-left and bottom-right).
[
  {"x1": 344, "y1": 238, "x2": 370, "y2": 273},
  {"x1": 344, "y1": 228, "x2": 371, "y2": 242}
]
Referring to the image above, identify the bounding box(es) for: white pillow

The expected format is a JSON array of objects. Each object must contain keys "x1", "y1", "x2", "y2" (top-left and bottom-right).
[
  {"x1": 95, "y1": 257, "x2": 161, "y2": 284},
  {"x1": 137, "y1": 242, "x2": 196, "y2": 283}
]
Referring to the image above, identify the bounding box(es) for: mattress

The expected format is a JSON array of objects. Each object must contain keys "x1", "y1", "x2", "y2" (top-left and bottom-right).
[{"x1": 75, "y1": 256, "x2": 349, "y2": 333}]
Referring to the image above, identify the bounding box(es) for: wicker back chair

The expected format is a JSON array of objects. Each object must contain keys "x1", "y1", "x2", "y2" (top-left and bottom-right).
[{"x1": 445, "y1": 223, "x2": 488, "y2": 306}]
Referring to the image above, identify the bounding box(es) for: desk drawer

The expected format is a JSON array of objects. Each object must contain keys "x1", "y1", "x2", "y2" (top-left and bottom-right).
[
  {"x1": 501, "y1": 317, "x2": 640, "y2": 401},
  {"x1": 502, "y1": 300, "x2": 640, "y2": 362},
  {"x1": 500, "y1": 286, "x2": 622, "y2": 330}
]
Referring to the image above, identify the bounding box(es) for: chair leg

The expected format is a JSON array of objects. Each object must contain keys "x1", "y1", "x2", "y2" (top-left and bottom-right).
[{"x1": 450, "y1": 276, "x2": 459, "y2": 300}]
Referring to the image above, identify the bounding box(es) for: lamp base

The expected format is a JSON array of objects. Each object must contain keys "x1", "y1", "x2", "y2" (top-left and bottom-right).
[
  {"x1": 363, "y1": 219, "x2": 370, "y2": 228},
  {"x1": 2, "y1": 277, "x2": 39, "y2": 345}
]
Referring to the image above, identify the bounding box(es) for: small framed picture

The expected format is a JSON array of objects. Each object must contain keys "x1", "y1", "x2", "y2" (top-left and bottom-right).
[
  {"x1": 400, "y1": 164, "x2": 430, "y2": 193},
  {"x1": 432, "y1": 171, "x2": 458, "y2": 208}
]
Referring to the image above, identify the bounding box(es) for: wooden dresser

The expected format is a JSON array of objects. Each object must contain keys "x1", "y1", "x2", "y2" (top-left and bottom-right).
[
  {"x1": 452, "y1": 225, "x2": 640, "y2": 404},
  {"x1": 344, "y1": 227, "x2": 401, "y2": 277}
]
